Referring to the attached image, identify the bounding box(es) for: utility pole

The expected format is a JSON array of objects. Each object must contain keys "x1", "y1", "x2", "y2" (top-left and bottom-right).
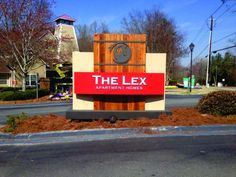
[{"x1": 206, "y1": 16, "x2": 214, "y2": 87}]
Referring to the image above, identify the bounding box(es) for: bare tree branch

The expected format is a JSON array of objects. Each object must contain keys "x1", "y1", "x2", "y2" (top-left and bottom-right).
[
  {"x1": 121, "y1": 8, "x2": 187, "y2": 84},
  {"x1": 0, "y1": 0, "x2": 57, "y2": 91}
]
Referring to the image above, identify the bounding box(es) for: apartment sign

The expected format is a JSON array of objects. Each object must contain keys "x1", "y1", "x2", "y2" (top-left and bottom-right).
[{"x1": 74, "y1": 72, "x2": 164, "y2": 95}]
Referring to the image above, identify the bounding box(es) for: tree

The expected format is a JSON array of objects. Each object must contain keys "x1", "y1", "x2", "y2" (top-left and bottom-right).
[
  {"x1": 0, "y1": 0, "x2": 57, "y2": 91},
  {"x1": 192, "y1": 58, "x2": 207, "y2": 85},
  {"x1": 76, "y1": 21, "x2": 110, "y2": 52},
  {"x1": 121, "y1": 8, "x2": 186, "y2": 84},
  {"x1": 211, "y1": 52, "x2": 236, "y2": 86}
]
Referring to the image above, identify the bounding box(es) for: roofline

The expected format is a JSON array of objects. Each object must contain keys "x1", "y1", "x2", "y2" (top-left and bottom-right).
[
  {"x1": 0, "y1": 71, "x2": 11, "y2": 74},
  {"x1": 54, "y1": 15, "x2": 75, "y2": 22}
]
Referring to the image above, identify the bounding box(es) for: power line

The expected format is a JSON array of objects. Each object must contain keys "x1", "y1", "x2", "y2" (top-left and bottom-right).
[
  {"x1": 212, "y1": 44, "x2": 236, "y2": 53},
  {"x1": 191, "y1": 1, "x2": 226, "y2": 43},
  {"x1": 194, "y1": 44, "x2": 209, "y2": 60},
  {"x1": 215, "y1": 2, "x2": 236, "y2": 21},
  {"x1": 193, "y1": 22, "x2": 235, "y2": 59},
  {"x1": 212, "y1": 31, "x2": 236, "y2": 44},
  {"x1": 211, "y1": 1, "x2": 226, "y2": 16},
  {"x1": 193, "y1": 2, "x2": 235, "y2": 60},
  {"x1": 194, "y1": 22, "x2": 209, "y2": 45},
  {"x1": 192, "y1": 22, "x2": 206, "y2": 43},
  {"x1": 192, "y1": 29, "x2": 235, "y2": 60}
]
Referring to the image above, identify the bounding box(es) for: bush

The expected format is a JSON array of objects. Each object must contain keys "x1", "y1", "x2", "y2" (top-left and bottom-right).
[
  {"x1": 0, "y1": 89, "x2": 50, "y2": 101},
  {"x1": 38, "y1": 89, "x2": 50, "y2": 97},
  {"x1": 0, "y1": 91, "x2": 14, "y2": 101},
  {"x1": 168, "y1": 79, "x2": 177, "y2": 86},
  {"x1": 0, "y1": 87, "x2": 20, "y2": 92},
  {"x1": 197, "y1": 91, "x2": 236, "y2": 116},
  {"x1": 6, "y1": 112, "x2": 28, "y2": 132}
]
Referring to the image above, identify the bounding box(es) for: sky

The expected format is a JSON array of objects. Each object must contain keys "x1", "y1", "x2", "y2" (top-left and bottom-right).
[{"x1": 53, "y1": 0, "x2": 236, "y2": 66}]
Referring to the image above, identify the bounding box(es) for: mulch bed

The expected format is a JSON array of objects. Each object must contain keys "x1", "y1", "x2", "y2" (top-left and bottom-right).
[{"x1": 1, "y1": 107, "x2": 236, "y2": 134}]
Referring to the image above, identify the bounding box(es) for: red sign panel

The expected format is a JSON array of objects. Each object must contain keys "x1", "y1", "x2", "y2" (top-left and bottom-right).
[{"x1": 74, "y1": 72, "x2": 164, "y2": 95}]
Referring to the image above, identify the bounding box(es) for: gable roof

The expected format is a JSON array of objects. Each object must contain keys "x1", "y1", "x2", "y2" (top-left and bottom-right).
[
  {"x1": 0, "y1": 61, "x2": 11, "y2": 73},
  {"x1": 54, "y1": 14, "x2": 75, "y2": 22}
]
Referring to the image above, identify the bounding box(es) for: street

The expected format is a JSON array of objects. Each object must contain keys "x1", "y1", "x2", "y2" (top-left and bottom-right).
[
  {"x1": 0, "y1": 134, "x2": 235, "y2": 177},
  {"x1": 0, "y1": 95, "x2": 202, "y2": 124},
  {"x1": 0, "y1": 102, "x2": 72, "y2": 124}
]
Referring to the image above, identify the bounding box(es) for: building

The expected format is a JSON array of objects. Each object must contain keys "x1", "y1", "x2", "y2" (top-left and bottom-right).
[
  {"x1": 0, "y1": 60, "x2": 46, "y2": 88},
  {"x1": 54, "y1": 14, "x2": 79, "y2": 63},
  {"x1": 46, "y1": 15, "x2": 79, "y2": 92},
  {"x1": 0, "y1": 14, "x2": 78, "y2": 93},
  {"x1": 0, "y1": 61, "x2": 11, "y2": 87}
]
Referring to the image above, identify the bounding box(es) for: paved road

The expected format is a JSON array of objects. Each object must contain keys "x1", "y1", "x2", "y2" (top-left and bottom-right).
[
  {"x1": 0, "y1": 134, "x2": 235, "y2": 177},
  {"x1": 0, "y1": 102, "x2": 72, "y2": 124},
  {"x1": 0, "y1": 95, "x2": 202, "y2": 124},
  {"x1": 166, "y1": 94, "x2": 201, "y2": 108}
]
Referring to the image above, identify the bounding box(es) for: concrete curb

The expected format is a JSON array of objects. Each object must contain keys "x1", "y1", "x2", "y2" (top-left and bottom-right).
[
  {"x1": 0, "y1": 128, "x2": 135, "y2": 139},
  {"x1": 0, "y1": 102, "x2": 72, "y2": 110},
  {"x1": 1, "y1": 125, "x2": 236, "y2": 146}
]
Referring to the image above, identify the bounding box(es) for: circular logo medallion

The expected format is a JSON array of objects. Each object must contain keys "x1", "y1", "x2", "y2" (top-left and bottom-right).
[{"x1": 110, "y1": 43, "x2": 131, "y2": 64}]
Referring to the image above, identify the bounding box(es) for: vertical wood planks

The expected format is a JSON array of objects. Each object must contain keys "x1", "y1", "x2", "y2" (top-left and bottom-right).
[{"x1": 93, "y1": 34, "x2": 146, "y2": 111}]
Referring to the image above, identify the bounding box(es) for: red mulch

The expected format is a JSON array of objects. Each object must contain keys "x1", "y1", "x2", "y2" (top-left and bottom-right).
[{"x1": 1, "y1": 107, "x2": 236, "y2": 134}]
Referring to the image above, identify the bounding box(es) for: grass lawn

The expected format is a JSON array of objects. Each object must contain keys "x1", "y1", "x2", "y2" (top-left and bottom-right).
[{"x1": 165, "y1": 87, "x2": 234, "y2": 95}]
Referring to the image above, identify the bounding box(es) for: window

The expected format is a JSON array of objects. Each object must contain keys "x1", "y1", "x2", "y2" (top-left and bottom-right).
[
  {"x1": 0, "y1": 74, "x2": 9, "y2": 85},
  {"x1": 26, "y1": 74, "x2": 37, "y2": 87},
  {"x1": 0, "y1": 79, "x2": 7, "y2": 84}
]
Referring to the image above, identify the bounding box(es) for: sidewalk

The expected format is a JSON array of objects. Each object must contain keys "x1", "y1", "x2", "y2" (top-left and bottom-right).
[{"x1": 1, "y1": 125, "x2": 236, "y2": 146}]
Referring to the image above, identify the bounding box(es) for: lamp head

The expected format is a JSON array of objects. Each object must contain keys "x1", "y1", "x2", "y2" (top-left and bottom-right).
[{"x1": 189, "y1": 43, "x2": 195, "y2": 52}]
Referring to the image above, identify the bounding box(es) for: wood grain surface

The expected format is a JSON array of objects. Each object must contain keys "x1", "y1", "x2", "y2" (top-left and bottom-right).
[{"x1": 93, "y1": 34, "x2": 146, "y2": 110}]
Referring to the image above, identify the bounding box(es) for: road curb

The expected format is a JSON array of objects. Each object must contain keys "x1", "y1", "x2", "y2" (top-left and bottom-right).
[
  {"x1": 0, "y1": 102, "x2": 72, "y2": 110},
  {"x1": 0, "y1": 128, "x2": 137, "y2": 139},
  {"x1": 1, "y1": 125, "x2": 236, "y2": 146}
]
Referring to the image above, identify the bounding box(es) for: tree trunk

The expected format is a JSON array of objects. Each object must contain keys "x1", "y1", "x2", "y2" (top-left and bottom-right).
[
  {"x1": 11, "y1": 70, "x2": 16, "y2": 88},
  {"x1": 22, "y1": 73, "x2": 27, "y2": 92},
  {"x1": 166, "y1": 70, "x2": 170, "y2": 85}
]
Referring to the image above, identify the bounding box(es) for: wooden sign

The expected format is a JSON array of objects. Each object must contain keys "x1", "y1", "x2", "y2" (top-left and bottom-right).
[
  {"x1": 74, "y1": 72, "x2": 164, "y2": 95},
  {"x1": 93, "y1": 34, "x2": 147, "y2": 111},
  {"x1": 67, "y1": 33, "x2": 167, "y2": 120}
]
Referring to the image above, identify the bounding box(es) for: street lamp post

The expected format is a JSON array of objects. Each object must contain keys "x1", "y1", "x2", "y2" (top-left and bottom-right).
[
  {"x1": 189, "y1": 43, "x2": 195, "y2": 93},
  {"x1": 35, "y1": 73, "x2": 39, "y2": 100}
]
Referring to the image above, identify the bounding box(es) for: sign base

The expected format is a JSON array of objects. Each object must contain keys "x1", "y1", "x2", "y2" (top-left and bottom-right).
[{"x1": 66, "y1": 110, "x2": 172, "y2": 121}]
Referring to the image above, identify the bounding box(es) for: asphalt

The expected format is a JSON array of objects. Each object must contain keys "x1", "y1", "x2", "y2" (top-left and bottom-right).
[
  {"x1": 0, "y1": 95, "x2": 202, "y2": 110},
  {"x1": 1, "y1": 125, "x2": 236, "y2": 146}
]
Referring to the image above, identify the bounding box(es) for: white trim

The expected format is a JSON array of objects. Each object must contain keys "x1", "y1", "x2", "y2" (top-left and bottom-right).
[
  {"x1": 55, "y1": 24, "x2": 63, "y2": 61},
  {"x1": 72, "y1": 26, "x2": 79, "y2": 51}
]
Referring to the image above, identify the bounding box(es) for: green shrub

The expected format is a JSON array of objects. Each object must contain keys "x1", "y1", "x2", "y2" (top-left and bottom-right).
[
  {"x1": 197, "y1": 91, "x2": 236, "y2": 116},
  {"x1": 0, "y1": 89, "x2": 50, "y2": 101},
  {"x1": 169, "y1": 79, "x2": 177, "y2": 86},
  {"x1": 6, "y1": 112, "x2": 28, "y2": 132},
  {"x1": 0, "y1": 87, "x2": 20, "y2": 92},
  {"x1": 38, "y1": 89, "x2": 50, "y2": 97},
  {"x1": 0, "y1": 91, "x2": 14, "y2": 100}
]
